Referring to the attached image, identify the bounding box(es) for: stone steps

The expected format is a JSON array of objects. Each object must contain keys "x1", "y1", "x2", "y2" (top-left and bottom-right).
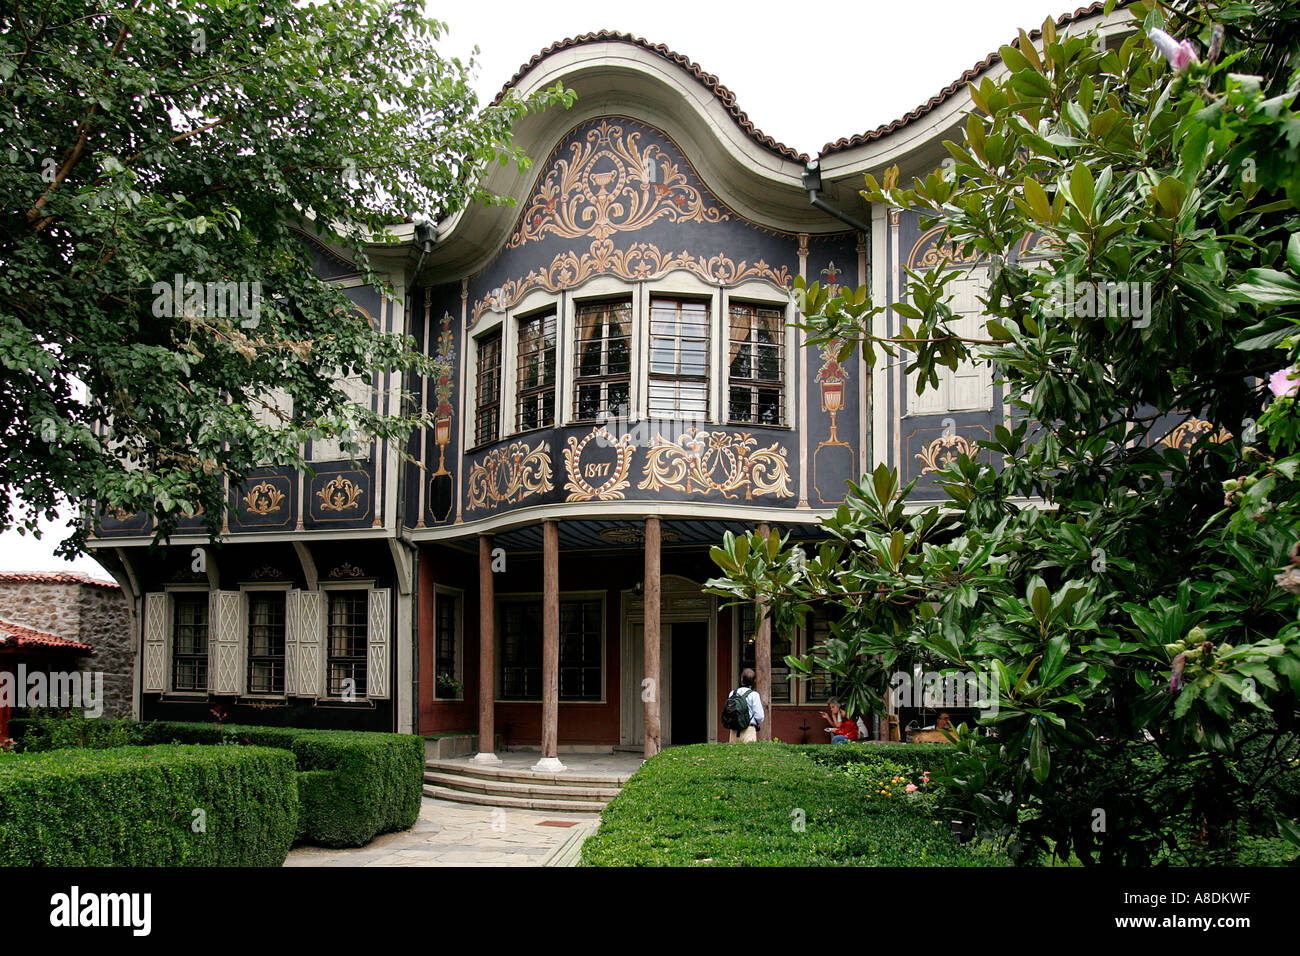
[
  {"x1": 423, "y1": 784, "x2": 609, "y2": 813},
  {"x1": 542, "y1": 824, "x2": 596, "y2": 867},
  {"x1": 423, "y1": 758, "x2": 628, "y2": 813}
]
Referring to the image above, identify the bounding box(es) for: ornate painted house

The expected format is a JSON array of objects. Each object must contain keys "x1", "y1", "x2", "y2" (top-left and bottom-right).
[{"x1": 88, "y1": 4, "x2": 1132, "y2": 760}]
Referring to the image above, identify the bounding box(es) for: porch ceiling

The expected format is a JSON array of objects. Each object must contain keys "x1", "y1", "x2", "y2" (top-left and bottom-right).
[{"x1": 436, "y1": 517, "x2": 830, "y2": 556}]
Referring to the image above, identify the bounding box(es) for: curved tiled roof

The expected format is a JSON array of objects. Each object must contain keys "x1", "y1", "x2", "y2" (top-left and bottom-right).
[
  {"x1": 490, "y1": 30, "x2": 809, "y2": 164},
  {"x1": 819, "y1": 3, "x2": 1112, "y2": 156},
  {"x1": 0, "y1": 571, "x2": 118, "y2": 589},
  {"x1": 0, "y1": 619, "x2": 92, "y2": 652}
]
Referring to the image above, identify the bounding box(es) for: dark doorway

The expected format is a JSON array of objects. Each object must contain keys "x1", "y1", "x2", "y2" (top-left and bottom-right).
[{"x1": 670, "y1": 622, "x2": 708, "y2": 745}]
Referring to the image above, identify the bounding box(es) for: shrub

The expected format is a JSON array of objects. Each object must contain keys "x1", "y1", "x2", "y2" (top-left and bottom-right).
[
  {"x1": 9, "y1": 711, "x2": 143, "y2": 752},
  {"x1": 140, "y1": 722, "x2": 423, "y2": 847},
  {"x1": 581, "y1": 743, "x2": 1003, "y2": 867},
  {"x1": 790, "y1": 741, "x2": 955, "y2": 772},
  {"x1": 0, "y1": 745, "x2": 297, "y2": 866}
]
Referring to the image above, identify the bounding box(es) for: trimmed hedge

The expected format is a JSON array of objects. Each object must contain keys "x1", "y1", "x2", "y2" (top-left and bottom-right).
[
  {"x1": 139, "y1": 722, "x2": 423, "y2": 848},
  {"x1": 581, "y1": 743, "x2": 1004, "y2": 867},
  {"x1": 0, "y1": 745, "x2": 297, "y2": 866},
  {"x1": 790, "y1": 741, "x2": 956, "y2": 771},
  {"x1": 11, "y1": 715, "x2": 424, "y2": 848}
]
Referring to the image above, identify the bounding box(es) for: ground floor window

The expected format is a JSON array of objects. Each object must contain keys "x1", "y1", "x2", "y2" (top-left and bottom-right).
[
  {"x1": 737, "y1": 604, "x2": 791, "y2": 703},
  {"x1": 247, "y1": 591, "x2": 286, "y2": 695},
  {"x1": 327, "y1": 590, "x2": 368, "y2": 698},
  {"x1": 435, "y1": 591, "x2": 461, "y2": 698},
  {"x1": 171, "y1": 592, "x2": 209, "y2": 692},
  {"x1": 500, "y1": 597, "x2": 602, "y2": 701}
]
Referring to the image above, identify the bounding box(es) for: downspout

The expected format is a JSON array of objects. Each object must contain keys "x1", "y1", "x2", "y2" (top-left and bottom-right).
[{"x1": 802, "y1": 161, "x2": 872, "y2": 235}]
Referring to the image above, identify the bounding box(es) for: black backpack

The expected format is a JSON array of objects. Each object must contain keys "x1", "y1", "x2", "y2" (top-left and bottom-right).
[{"x1": 722, "y1": 687, "x2": 756, "y2": 732}]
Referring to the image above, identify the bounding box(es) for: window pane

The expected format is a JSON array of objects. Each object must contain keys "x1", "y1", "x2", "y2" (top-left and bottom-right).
[
  {"x1": 247, "y1": 592, "x2": 286, "y2": 695},
  {"x1": 475, "y1": 331, "x2": 502, "y2": 445},
  {"x1": 728, "y1": 304, "x2": 784, "y2": 425},
  {"x1": 326, "y1": 591, "x2": 368, "y2": 697},
  {"x1": 574, "y1": 300, "x2": 632, "y2": 421}
]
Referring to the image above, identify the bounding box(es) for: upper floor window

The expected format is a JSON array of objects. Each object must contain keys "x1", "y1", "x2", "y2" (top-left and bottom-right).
[
  {"x1": 474, "y1": 330, "x2": 502, "y2": 446},
  {"x1": 648, "y1": 298, "x2": 709, "y2": 420},
  {"x1": 574, "y1": 299, "x2": 631, "y2": 422},
  {"x1": 171, "y1": 593, "x2": 209, "y2": 692},
  {"x1": 517, "y1": 310, "x2": 557, "y2": 432},
  {"x1": 728, "y1": 303, "x2": 785, "y2": 425}
]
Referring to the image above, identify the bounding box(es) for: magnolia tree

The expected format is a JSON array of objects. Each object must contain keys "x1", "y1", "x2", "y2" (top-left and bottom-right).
[
  {"x1": 709, "y1": 0, "x2": 1300, "y2": 864},
  {"x1": 1, "y1": 0, "x2": 570, "y2": 550}
]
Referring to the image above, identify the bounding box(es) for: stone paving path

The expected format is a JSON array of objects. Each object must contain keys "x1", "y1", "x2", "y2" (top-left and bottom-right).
[{"x1": 284, "y1": 796, "x2": 601, "y2": 867}]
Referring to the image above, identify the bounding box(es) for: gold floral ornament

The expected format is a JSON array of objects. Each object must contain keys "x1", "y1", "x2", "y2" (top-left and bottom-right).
[
  {"x1": 242, "y1": 481, "x2": 286, "y2": 515},
  {"x1": 915, "y1": 432, "x2": 981, "y2": 475},
  {"x1": 472, "y1": 238, "x2": 792, "y2": 323},
  {"x1": 465, "y1": 441, "x2": 553, "y2": 510},
  {"x1": 508, "y1": 120, "x2": 728, "y2": 248},
  {"x1": 564, "y1": 427, "x2": 636, "y2": 502},
  {"x1": 1157, "y1": 417, "x2": 1233, "y2": 452},
  {"x1": 907, "y1": 226, "x2": 984, "y2": 270},
  {"x1": 317, "y1": 476, "x2": 364, "y2": 512},
  {"x1": 639, "y1": 428, "x2": 792, "y2": 500}
]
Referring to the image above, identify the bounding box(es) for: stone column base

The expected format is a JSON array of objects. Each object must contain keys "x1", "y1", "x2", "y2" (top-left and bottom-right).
[
  {"x1": 532, "y1": 756, "x2": 566, "y2": 773},
  {"x1": 472, "y1": 752, "x2": 503, "y2": 766}
]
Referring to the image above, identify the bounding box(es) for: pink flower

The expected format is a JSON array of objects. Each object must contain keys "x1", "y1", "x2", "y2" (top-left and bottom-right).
[
  {"x1": 1269, "y1": 368, "x2": 1299, "y2": 399},
  {"x1": 1149, "y1": 28, "x2": 1198, "y2": 71},
  {"x1": 905, "y1": 783, "x2": 919, "y2": 793}
]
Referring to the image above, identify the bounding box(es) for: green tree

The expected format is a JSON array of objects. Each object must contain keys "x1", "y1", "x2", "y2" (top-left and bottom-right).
[
  {"x1": 1, "y1": 0, "x2": 570, "y2": 551},
  {"x1": 709, "y1": 0, "x2": 1300, "y2": 864}
]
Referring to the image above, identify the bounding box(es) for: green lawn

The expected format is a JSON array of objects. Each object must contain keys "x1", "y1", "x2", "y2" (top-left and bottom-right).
[{"x1": 581, "y1": 743, "x2": 1005, "y2": 866}]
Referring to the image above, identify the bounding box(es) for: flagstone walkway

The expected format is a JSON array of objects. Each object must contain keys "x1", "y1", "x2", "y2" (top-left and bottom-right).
[{"x1": 283, "y1": 796, "x2": 601, "y2": 867}]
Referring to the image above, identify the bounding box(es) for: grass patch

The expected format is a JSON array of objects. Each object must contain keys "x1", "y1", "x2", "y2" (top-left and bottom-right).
[{"x1": 581, "y1": 743, "x2": 1004, "y2": 867}]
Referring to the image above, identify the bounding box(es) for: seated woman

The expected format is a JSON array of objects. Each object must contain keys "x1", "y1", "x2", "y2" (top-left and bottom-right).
[{"x1": 819, "y1": 698, "x2": 858, "y2": 744}]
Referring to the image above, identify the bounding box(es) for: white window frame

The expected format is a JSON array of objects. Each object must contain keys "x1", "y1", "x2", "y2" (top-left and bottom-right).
[
  {"x1": 164, "y1": 585, "x2": 211, "y2": 696},
  {"x1": 906, "y1": 264, "x2": 994, "y2": 416},
  {"x1": 240, "y1": 582, "x2": 292, "y2": 699}
]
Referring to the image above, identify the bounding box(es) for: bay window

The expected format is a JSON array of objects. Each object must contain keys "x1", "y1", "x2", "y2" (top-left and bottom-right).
[
  {"x1": 517, "y1": 309, "x2": 557, "y2": 432},
  {"x1": 648, "y1": 297, "x2": 710, "y2": 420},
  {"x1": 573, "y1": 299, "x2": 631, "y2": 422},
  {"x1": 728, "y1": 302, "x2": 785, "y2": 425},
  {"x1": 474, "y1": 329, "x2": 503, "y2": 446}
]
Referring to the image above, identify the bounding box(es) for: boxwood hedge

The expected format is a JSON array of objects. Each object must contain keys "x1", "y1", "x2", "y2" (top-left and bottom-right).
[
  {"x1": 139, "y1": 722, "x2": 423, "y2": 848},
  {"x1": 789, "y1": 741, "x2": 956, "y2": 771},
  {"x1": 581, "y1": 742, "x2": 1003, "y2": 867},
  {"x1": 0, "y1": 745, "x2": 297, "y2": 866},
  {"x1": 11, "y1": 715, "x2": 424, "y2": 848}
]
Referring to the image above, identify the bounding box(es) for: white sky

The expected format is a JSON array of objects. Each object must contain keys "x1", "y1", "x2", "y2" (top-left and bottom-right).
[{"x1": 0, "y1": 0, "x2": 1079, "y2": 581}]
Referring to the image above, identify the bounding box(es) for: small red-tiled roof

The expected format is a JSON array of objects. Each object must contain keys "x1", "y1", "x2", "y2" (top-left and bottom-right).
[
  {"x1": 818, "y1": 2, "x2": 1113, "y2": 156},
  {"x1": 0, "y1": 619, "x2": 92, "y2": 653},
  {"x1": 0, "y1": 571, "x2": 118, "y2": 589},
  {"x1": 491, "y1": 30, "x2": 809, "y2": 164}
]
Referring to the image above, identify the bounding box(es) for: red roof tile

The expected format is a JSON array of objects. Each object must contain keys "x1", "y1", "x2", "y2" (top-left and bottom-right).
[
  {"x1": 0, "y1": 571, "x2": 118, "y2": 589},
  {"x1": 818, "y1": 3, "x2": 1113, "y2": 156},
  {"x1": 490, "y1": 30, "x2": 809, "y2": 164},
  {"x1": 0, "y1": 619, "x2": 92, "y2": 653}
]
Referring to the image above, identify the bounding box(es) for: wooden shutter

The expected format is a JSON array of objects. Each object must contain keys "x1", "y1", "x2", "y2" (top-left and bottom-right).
[
  {"x1": 949, "y1": 269, "x2": 993, "y2": 412},
  {"x1": 143, "y1": 593, "x2": 169, "y2": 693},
  {"x1": 284, "y1": 589, "x2": 301, "y2": 696},
  {"x1": 367, "y1": 588, "x2": 391, "y2": 699},
  {"x1": 209, "y1": 591, "x2": 243, "y2": 695},
  {"x1": 295, "y1": 590, "x2": 325, "y2": 698}
]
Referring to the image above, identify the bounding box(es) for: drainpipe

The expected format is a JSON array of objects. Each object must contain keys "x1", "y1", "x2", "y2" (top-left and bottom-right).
[{"x1": 802, "y1": 161, "x2": 872, "y2": 235}]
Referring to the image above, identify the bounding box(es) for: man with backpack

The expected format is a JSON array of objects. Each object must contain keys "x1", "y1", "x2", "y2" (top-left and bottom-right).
[{"x1": 722, "y1": 668, "x2": 764, "y2": 742}]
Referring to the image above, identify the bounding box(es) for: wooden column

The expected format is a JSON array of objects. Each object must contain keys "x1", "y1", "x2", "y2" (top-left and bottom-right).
[
  {"x1": 755, "y1": 523, "x2": 772, "y2": 741},
  {"x1": 473, "y1": 534, "x2": 500, "y2": 764},
  {"x1": 535, "y1": 520, "x2": 564, "y2": 770},
  {"x1": 643, "y1": 516, "x2": 662, "y2": 758}
]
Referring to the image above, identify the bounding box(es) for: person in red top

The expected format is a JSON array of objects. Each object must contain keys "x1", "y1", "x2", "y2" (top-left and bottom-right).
[{"x1": 819, "y1": 698, "x2": 858, "y2": 744}]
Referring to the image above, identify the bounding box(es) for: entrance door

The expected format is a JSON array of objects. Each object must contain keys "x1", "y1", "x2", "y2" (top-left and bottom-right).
[{"x1": 668, "y1": 622, "x2": 708, "y2": 745}]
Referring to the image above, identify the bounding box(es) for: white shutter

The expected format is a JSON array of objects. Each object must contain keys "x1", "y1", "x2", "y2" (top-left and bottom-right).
[
  {"x1": 284, "y1": 589, "x2": 301, "y2": 696},
  {"x1": 949, "y1": 271, "x2": 993, "y2": 412},
  {"x1": 143, "y1": 593, "x2": 169, "y2": 693},
  {"x1": 209, "y1": 591, "x2": 243, "y2": 695},
  {"x1": 367, "y1": 588, "x2": 391, "y2": 699},
  {"x1": 295, "y1": 590, "x2": 326, "y2": 698}
]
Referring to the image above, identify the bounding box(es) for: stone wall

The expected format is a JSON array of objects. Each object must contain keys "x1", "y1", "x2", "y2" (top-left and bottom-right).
[{"x1": 0, "y1": 574, "x2": 134, "y2": 718}]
